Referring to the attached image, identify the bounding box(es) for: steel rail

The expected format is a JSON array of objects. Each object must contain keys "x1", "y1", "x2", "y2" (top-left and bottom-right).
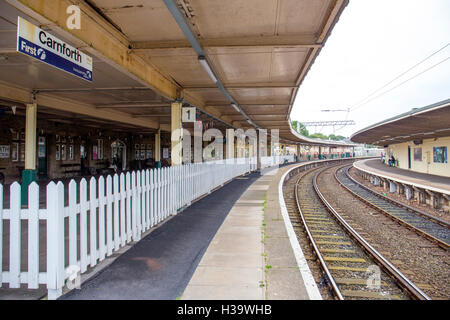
[
  {"x1": 294, "y1": 167, "x2": 344, "y2": 300},
  {"x1": 344, "y1": 166, "x2": 450, "y2": 228},
  {"x1": 335, "y1": 166, "x2": 449, "y2": 250},
  {"x1": 313, "y1": 167, "x2": 431, "y2": 300}
]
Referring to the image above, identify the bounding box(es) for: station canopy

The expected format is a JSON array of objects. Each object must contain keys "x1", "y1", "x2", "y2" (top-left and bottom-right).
[
  {"x1": 351, "y1": 99, "x2": 450, "y2": 146},
  {"x1": 0, "y1": 0, "x2": 352, "y2": 146}
]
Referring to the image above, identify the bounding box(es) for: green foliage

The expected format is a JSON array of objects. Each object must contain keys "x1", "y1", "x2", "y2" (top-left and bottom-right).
[
  {"x1": 291, "y1": 120, "x2": 309, "y2": 137},
  {"x1": 328, "y1": 134, "x2": 346, "y2": 141},
  {"x1": 291, "y1": 120, "x2": 347, "y2": 141},
  {"x1": 309, "y1": 133, "x2": 328, "y2": 140}
]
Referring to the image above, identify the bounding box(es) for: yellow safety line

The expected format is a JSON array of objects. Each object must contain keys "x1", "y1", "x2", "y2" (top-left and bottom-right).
[
  {"x1": 316, "y1": 241, "x2": 352, "y2": 245},
  {"x1": 320, "y1": 248, "x2": 355, "y2": 254},
  {"x1": 313, "y1": 235, "x2": 345, "y2": 239},
  {"x1": 323, "y1": 256, "x2": 366, "y2": 263},
  {"x1": 341, "y1": 290, "x2": 401, "y2": 300}
]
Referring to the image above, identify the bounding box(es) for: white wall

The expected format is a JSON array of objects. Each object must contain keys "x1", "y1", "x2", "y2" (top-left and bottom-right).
[{"x1": 385, "y1": 136, "x2": 450, "y2": 177}]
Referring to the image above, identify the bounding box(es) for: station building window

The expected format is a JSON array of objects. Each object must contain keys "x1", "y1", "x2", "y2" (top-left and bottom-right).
[
  {"x1": 61, "y1": 144, "x2": 66, "y2": 161},
  {"x1": 433, "y1": 146, "x2": 447, "y2": 164},
  {"x1": 414, "y1": 148, "x2": 422, "y2": 161},
  {"x1": 11, "y1": 143, "x2": 19, "y2": 162},
  {"x1": 56, "y1": 144, "x2": 60, "y2": 161},
  {"x1": 69, "y1": 145, "x2": 74, "y2": 160}
]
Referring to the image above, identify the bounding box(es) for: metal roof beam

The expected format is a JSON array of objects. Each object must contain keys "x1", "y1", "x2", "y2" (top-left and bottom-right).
[
  {"x1": 162, "y1": 0, "x2": 257, "y2": 128},
  {"x1": 132, "y1": 35, "x2": 320, "y2": 50}
]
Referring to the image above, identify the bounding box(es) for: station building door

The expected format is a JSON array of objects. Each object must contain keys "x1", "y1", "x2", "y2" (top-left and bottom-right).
[
  {"x1": 112, "y1": 140, "x2": 127, "y2": 171},
  {"x1": 37, "y1": 136, "x2": 47, "y2": 178},
  {"x1": 408, "y1": 146, "x2": 412, "y2": 169}
]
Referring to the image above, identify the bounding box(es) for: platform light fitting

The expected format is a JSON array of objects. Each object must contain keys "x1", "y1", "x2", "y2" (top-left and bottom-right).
[
  {"x1": 198, "y1": 56, "x2": 218, "y2": 83},
  {"x1": 231, "y1": 103, "x2": 240, "y2": 112}
]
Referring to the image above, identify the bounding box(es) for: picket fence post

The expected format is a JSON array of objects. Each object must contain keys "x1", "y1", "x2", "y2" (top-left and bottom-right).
[
  {"x1": 126, "y1": 172, "x2": 132, "y2": 242},
  {"x1": 120, "y1": 173, "x2": 126, "y2": 246},
  {"x1": 27, "y1": 182, "x2": 39, "y2": 289},
  {"x1": 80, "y1": 179, "x2": 88, "y2": 272},
  {"x1": 113, "y1": 174, "x2": 120, "y2": 251},
  {"x1": 90, "y1": 177, "x2": 98, "y2": 267},
  {"x1": 46, "y1": 182, "x2": 65, "y2": 300},
  {"x1": 68, "y1": 180, "x2": 77, "y2": 270},
  {"x1": 98, "y1": 176, "x2": 106, "y2": 261},
  {"x1": 9, "y1": 182, "x2": 21, "y2": 288}
]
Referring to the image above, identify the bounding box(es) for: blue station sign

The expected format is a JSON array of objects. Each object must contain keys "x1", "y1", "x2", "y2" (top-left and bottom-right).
[{"x1": 16, "y1": 16, "x2": 93, "y2": 82}]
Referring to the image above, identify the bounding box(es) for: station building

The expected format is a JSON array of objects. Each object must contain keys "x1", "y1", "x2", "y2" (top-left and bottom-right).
[
  {"x1": 351, "y1": 99, "x2": 450, "y2": 177},
  {"x1": 351, "y1": 99, "x2": 450, "y2": 211}
]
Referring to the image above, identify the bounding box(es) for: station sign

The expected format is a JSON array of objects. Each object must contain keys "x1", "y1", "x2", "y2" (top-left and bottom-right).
[
  {"x1": 182, "y1": 107, "x2": 196, "y2": 122},
  {"x1": 16, "y1": 16, "x2": 93, "y2": 82},
  {"x1": 0, "y1": 145, "x2": 10, "y2": 158}
]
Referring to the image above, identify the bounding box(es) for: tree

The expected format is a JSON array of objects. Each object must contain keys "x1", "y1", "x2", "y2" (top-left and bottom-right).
[
  {"x1": 291, "y1": 120, "x2": 309, "y2": 137},
  {"x1": 328, "y1": 134, "x2": 346, "y2": 141},
  {"x1": 309, "y1": 133, "x2": 328, "y2": 140},
  {"x1": 291, "y1": 120, "x2": 347, "y2": 141},
  {"x1": 298, "y1": 123, "x2": 310, "y2": 137}
]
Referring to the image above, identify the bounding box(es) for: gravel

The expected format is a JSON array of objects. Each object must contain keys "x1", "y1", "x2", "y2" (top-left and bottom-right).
[
  {"x1": 317, "y1": 165, "x2": 449, "y2": 299},
  {"x1": 349, "y1": 167, "x2": 450, "y2": 224}
]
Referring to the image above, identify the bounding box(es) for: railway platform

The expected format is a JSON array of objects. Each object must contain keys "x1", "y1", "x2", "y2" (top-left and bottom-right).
[
  {"x1": 56, "y1": 163, "x2": 311, "y2": 300},
  {"x1": 354, "y1": 159, "x2": 450, "y2": 210},
  {"x1": 181, "y1": 163, "x2": 311, "y2": 300}
]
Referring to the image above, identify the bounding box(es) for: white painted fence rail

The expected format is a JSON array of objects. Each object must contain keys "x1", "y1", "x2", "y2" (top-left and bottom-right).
[
  {"x1": 0, "y1": 157, "x2": 256, "y2": 299},
  {"x1": 261, "y1": 154, "x2": 296, "y2": 169}
]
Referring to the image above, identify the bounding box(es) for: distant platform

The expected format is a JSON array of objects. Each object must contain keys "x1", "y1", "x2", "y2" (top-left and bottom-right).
[{"x1": 353, "y1": 159, "x2": 450, "y2": 195}]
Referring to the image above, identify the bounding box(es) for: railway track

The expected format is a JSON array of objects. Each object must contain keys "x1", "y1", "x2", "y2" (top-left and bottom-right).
[
  {"x1": 335, "y1": 166, "x2": 450, "y2": 250},
  {"x1": 292, "y1": 164, "x2": 430, "y2": 300}
]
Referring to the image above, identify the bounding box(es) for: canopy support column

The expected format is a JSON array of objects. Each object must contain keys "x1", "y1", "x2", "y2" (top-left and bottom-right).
[
  {"x1": 171, "y1": 102, "x2": 183, "y2": 166},
  {"x1": 22, "y1": 103, "x2": 37, "y2": 205},
  {"x1": 155, "y1": 129, "x2": 161, "y2": 168}
]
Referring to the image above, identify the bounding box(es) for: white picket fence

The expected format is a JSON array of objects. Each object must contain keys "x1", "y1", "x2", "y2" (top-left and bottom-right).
[
  {"x1": 261, "y1": 154, "x2": 296, "y2": 169},
  {"x1": 0, "y1": 158, "x2": 256, "y2": 299}
]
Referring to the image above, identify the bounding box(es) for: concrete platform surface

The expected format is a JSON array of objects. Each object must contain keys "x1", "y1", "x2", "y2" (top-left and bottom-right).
[
  {"x1": 355, "y1": 159, "x2": 450, "y2": 194},
  {"x1": 182, "y1": 164, "x2": 311, "y2": 300},
  {"x1": 60, "y1": 172, "x2": 262, "y2": 300}
]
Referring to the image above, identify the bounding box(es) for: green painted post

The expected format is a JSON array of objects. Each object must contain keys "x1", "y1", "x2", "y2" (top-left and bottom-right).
[{"x1": 21, "y1": 169, "x2": 37, "y2": 205}]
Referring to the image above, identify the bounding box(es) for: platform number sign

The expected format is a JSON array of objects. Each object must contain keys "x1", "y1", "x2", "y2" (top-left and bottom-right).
[{"x1": 182, "y1": 107, "x2": 196, "y2": 123}]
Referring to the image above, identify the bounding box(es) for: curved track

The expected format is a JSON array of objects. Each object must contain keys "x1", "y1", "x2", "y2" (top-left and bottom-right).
[
  {"x1": 293, "y1": 164, "x2": 430, "y2": 300},
  {"x1": 335, "y1": 166, "x2": 450, "y2": 250}
]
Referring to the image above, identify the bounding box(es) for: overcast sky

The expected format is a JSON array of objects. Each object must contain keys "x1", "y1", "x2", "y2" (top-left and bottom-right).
[{"x1": 291, "y1": 0, "x2": 450, "y2": 139}]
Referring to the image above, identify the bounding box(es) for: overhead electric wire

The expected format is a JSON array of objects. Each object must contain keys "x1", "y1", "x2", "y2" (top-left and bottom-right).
[
  {"x1": 349, "y1": 43, "x2": 449, "y2": 111},
  {"x1": 336, "y1": 56, "x2": 449, "y2": 134},
  {"x1": 350, "y1": 56, "x2": 449, "y2": 112},
  {"x1": 334, "y1": 44, "x2": 449, "y2": 135}
]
